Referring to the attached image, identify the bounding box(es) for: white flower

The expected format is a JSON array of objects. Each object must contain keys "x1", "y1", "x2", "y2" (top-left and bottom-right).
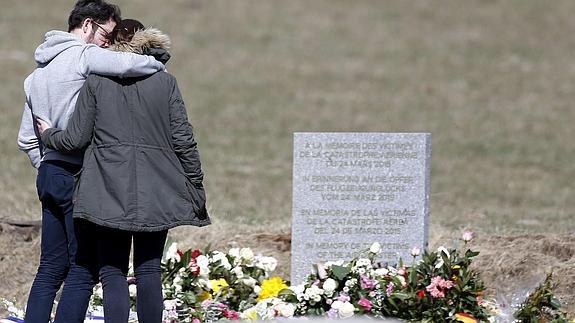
[
  {"x1": 198, "y1": 277, "x2": 210, "y2": 289},
  {"x1": 289, "y1": 284, "x2": 306, "y2": 301},
  {"x1": 356, "y1": 258, "x2": 372, "y2": 267},
  {"x1": 254, "y1": 285, "x2": 262, "y2": 295},
  {"x1": 323, "y1": 278, "x2": 338, "y2": 294},
  {"x1": 2, "y1": 300, "x2": 25, "y2": 318},
  {"x1": 462, "y1": 230, "x2": 474, "y2": 242},
  {"x1": 254, "y1": 298, "x2": 281, "y2": 320},
  {"x1": 338, "y1": 301, "x2": 356, "y2": 318},
  {"x1": 369, "y1": 242, "x2": 381, "y2": 253},
  {"x1": 375, "y1": 268, "x2": 389, "y2": 276},
  {"x1": 255, "y1": 256, "x2": 277, "y2": 273},
  {"x1": 304, "y1": 285, "x2": 324, "y2": 302},
  {"x1": 210, "y1": 251, "x2": 232, "y2": 270},
  {"x1": 164, "y1": 299, "x2": 178, "y2": 311},
  {"x1": 240, "y1": 248, "x2": 254, "y2": 262},
  {"x1": 242, "y1": 277, "x2": 257, "y2": 287},
  {"x1": 128, "y1": 284, "x2": 137, "y2": 297},
  {"x1": 358, "y1": 268, "x2": 366, "y2": 275},
  {"x1": 331, "y1": 300, "x2": 356, "y2": 319},
  {"x1": 229, "y1": 247, "x2": 240, "y2": 258},
  {"x1": 196, "y1": 255, "x2": 210, "y2": 275},
  {"x1": 274, "y1": 302, "x2": 295, "y2": 318},
  {"x1": 398, "y1": 276, "x2": 407, "y2": 287},
  {"x1": 410, "y1": 246, "x2": 421, "y2": 257},
  {"x1": 165, "y1": 242, "x2": 181, "y2": 263},
  {"x1": 231, "y1": 266, "x2": 244, "y2": 279},
  {"x1": 93, "y1": 284, "x2": 103, "y2": 299},
  {"x1": 344, "y1": 278, "x2": 357, "y2": 287},
  {"x1": 324, "y1": 260, "x2": 345, "y2": 267}
]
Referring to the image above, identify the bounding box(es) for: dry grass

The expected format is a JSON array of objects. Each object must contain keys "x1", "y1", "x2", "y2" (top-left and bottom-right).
[{"x1": 1, "y1": 0, "x2": 574, "y2": 317}]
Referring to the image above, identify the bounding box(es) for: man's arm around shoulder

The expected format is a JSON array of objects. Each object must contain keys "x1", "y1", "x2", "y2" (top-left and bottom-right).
[{"x1": 80, "y1": 44, "x2": 164, "y2": 78}]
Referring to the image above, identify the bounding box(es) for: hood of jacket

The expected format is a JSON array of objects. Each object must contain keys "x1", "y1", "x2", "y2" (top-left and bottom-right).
[
  {"x1": 111, "y1": 28, "x2": 171, "y2": 64},
  {"x1": 34, "y1": 30, "x2": 84, "y2": 65}
]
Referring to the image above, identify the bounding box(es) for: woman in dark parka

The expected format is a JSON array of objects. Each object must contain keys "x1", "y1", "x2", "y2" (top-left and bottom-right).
[{"x1": 38, "y1": 19, "x2": 210, "y2": 322}]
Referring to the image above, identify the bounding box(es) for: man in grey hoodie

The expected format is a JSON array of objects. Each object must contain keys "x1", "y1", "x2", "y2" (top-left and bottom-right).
[{"x1": 16, "y1": 1, "x2": 165, "y2": 322}]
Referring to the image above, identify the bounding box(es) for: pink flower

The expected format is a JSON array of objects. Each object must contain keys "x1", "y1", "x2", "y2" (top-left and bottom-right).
[
  {"x1": 425, "y1": 276, "x2": 455, "y2": 298},
  {"x1": 357, "y1": 298, "x2": 372, "y2": 312},
  {"x1": 462, "y1": 230, "x2": 474, "y2": 242},
  {"x1": 223, "y1": 309, "x2": 239, "y2": 320},
  {"x1": 360, "y1": 275, "x2": 377, "y2": 290},
  {"x1": 192, "y1": 318, "x2": 201, "y2": 323},
  {"x1": 386, "y1": 282, "x2": 395, "y2": 297},
  {"x1": 397, "y1": 267, "x2": 407, "y2": 276}
]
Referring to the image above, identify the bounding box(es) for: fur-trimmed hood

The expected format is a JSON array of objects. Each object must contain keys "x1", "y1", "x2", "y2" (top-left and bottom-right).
[{"x1": 112, "y1": 27, "x2": 171, "y2": 63}]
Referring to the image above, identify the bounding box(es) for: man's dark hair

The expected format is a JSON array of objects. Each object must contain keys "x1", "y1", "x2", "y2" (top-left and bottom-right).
[{"x1": 68, "y1": 0, "x2": 121, "y2": 32}]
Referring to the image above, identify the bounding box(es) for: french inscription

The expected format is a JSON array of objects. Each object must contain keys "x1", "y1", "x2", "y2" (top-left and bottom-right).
[{"x1": 291, "y1": 133, "x2": 430, "y2": 284}]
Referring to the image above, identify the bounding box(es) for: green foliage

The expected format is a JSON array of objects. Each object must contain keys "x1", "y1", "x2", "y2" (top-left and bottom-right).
[
  {"x1": 514, "y1": 273, "x2": 569, "y2": 323},
  {"x1": 283, "y1": 239, "x2": 491, "y2": 322}
]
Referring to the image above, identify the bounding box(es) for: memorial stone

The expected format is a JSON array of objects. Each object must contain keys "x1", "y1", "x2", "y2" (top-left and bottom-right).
[{"x1": 291, "y1": 132, "x2": 431, "y2": 284}]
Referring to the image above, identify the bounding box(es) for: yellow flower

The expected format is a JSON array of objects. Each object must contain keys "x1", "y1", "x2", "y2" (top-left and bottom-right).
[
  {"x1": 241, "y1": 307, "x2": 258, "y2": 321},
  {"x1": 210, "y1": 278, "x2": 229, "y2": 295},
  {"x1": 199, "y1": 291, "x2": 212, "y2": 301},
  {"x1": 257, "y1": 277, "x2": 288, "y2": 301},
  {"x1": 454, "y1": 313, "x2": 478, "y2": 323}
]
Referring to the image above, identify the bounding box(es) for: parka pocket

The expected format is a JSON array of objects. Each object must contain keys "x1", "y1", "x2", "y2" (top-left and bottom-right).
[
  {"x1": 185, "y1": 180, "x2": 208, "y2": 219},
  {"x1": 72, "y1": 167, "x2": 84, "y2": 204}
]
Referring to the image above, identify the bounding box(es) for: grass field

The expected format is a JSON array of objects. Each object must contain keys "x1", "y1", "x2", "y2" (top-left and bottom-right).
[{"x1": 1, "y1": 0, "x2": 574, "y2": 317}]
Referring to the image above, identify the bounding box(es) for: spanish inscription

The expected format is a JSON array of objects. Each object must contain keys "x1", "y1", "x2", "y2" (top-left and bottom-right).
[{"x1": 291, "y1": 133, "x2": 431, "y2": 284}]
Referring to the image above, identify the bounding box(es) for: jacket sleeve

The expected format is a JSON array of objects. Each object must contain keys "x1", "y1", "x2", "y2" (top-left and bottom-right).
[
  {"x1": 169, "y1": 77, "x2": 204, "y2": 184},
  {"x1": 41, "y1": 77, "x2": 97, "y2": 152},
  {"x1": 17, "y1": 76, "x2": 41, "y2": 168},
  {"x1": 79, "y1": 44, "x2": 164, "y2": 78}
]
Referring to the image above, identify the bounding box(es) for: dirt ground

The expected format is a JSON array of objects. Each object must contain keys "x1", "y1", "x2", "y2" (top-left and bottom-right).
[{"x1": 1, "y1": 223, "x2": 573, "y2": 319}]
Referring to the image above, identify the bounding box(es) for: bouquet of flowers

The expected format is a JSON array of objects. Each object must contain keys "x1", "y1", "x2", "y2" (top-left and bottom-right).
[
  {"x1": 280, "y1": 231, "x2": 491, "y2": 322},
  {"x1": 160, "y1": 243, "x2": 289, "y2": 321}
]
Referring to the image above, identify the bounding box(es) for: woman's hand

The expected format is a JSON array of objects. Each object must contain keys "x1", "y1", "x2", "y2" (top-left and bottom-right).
[{"x1": 35, "y1": 116, "x2": 52, "y2": 135}]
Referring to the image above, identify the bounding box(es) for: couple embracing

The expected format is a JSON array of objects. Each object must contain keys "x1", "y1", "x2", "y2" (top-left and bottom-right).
[{"x1": 17, "y1": 1, "x2": 210, "y2": 322}]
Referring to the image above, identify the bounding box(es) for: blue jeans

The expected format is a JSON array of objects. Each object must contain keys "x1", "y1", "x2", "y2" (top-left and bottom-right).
[{"x1": 25, "y1": 160, "x2": 81, "y2": 323}]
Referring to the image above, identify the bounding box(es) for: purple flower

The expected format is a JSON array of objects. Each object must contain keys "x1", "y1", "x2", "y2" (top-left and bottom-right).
[
  {"x1": 360, "y1": 275, "x2": 376, "y2": 290},
  {"x1": 327, "y1": 308, "x2": 339, "y2": 319},
  {"x1": 337, "y1": 293, "x2": 350, "y2": 303}
]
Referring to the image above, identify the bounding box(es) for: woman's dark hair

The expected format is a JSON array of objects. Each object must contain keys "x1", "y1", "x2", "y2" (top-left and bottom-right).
[
  {"x1": 68, "y1": 0, "x2": 121, "y2": 32},
  {"x1": 112, "y1": 19, "x2": 144, "y2": 43}
]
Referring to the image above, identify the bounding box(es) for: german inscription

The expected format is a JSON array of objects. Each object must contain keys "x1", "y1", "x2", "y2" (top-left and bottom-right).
[{"x1": 291, "y1": 133, "x2": 431, "y2": 284}]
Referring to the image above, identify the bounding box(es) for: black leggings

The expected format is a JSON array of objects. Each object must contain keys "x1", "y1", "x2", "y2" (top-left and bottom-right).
[{"x1": 74, "y1": 220, "x2": 168, "y2": 323}]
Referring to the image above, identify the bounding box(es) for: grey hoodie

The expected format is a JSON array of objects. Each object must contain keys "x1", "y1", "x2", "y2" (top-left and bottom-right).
[{"x1": 17, "y1": 30, "x2": 165, "y2": 168}]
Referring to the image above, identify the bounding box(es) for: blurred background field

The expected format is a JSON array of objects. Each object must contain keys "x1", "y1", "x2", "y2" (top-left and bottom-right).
[{"x1": 1, "y1": 0, "x2": 574, "y2": 317}]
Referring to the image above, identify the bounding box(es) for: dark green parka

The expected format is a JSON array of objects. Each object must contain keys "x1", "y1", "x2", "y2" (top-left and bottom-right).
[{"x1": 41, "y1": 28, "x2": 210, "y2": 232}]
